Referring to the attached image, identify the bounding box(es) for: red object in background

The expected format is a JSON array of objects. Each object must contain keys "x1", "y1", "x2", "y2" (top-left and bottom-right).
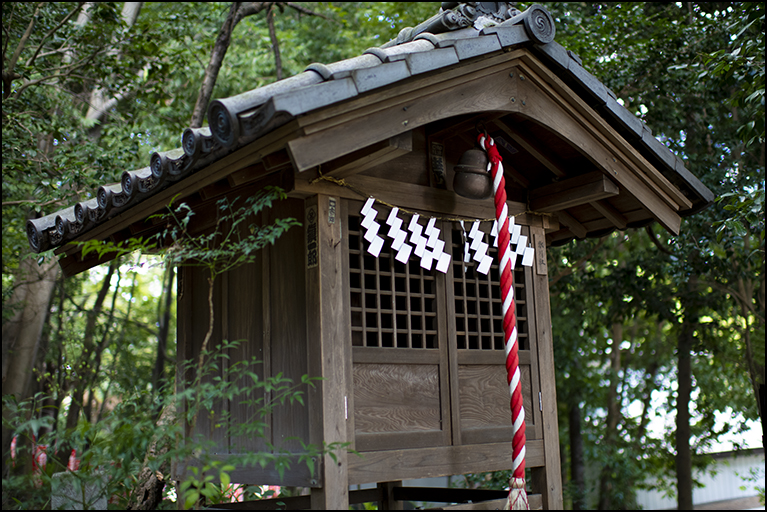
[{"x1": 67, "y1": 449, "x2": 80, "y2": 471}]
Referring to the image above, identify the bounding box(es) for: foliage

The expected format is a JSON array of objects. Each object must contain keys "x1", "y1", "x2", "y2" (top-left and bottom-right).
[
  {"x1": 454, "y1": 2, "x2": 764, "y2": 508},
  {"x1": 2, "y1": 339, "x2": 326, "y2": 510},
  {"x1": 3, "y1": 2, "x2": 764, "y2": 510}
]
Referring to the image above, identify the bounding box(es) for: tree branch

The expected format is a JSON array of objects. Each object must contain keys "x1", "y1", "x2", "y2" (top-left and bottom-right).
[
  {"x1": 549, "y1": 236, "x2": 608, "y2": 286},
  {"x1": 267, "y1": 3, "x2": 282, "y2": 81},
  {"x1": 697, "y1": 278, "x2": 764, "y2": 323},
  {"x1": 233, "y1": 1, "x2": 269, "y2": 26},
  {"x1": 645, "y1": 224, "x2": 674, "y2": 255},
  {"x1": 2, "y1": 198, "x2": 66, "y2": 208},
  {"x1": 190, "y1": 2, "x2": 269, "y2": 128},
  {"x1": 4, "y1": 2, "x2": 44, "y2": 99},
  {"x1": 25, "y1": 2, "x2": 86, "y2": 68},
  {"x1": 285, "y1": 2, "x2": 334, "y2": 21},
  {"x1": 2, "y1": 3, "x2": 18, "y2": 68}
]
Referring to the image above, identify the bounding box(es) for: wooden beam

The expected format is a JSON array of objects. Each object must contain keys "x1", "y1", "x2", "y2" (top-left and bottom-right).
[
  {"x1": 518, "y1": 53, "x2": 693, "y2": 211},
  {"x1": 262, "y1": 148, "x2": 292, "y2": 171},
  {"x1": 510, "y1": 70, "x2": 682, "y2": 234},
  {"x1": 348, "y1": 440, "x2": 545, "y2": 485},
  {"x1": 428, "y1": 112, "x2": 503, "y2": 141},
  {"x1": 529, "y1": 171, "x2": 619, "y2": 213},
  {"x1": 226, "y1": 163, "x2": 267, "y2": 187},
  {"x1": 435, "y1": 496, "x2": 543, "y2": 510},
  {"x1": 294, "y1": 173, "x2": 526, "y2": 224},
  {"x1": 492, "y1": 118, "x2": 567, "y2": 178},
  {"x1": 502, "y1": 161, "x2": 531, "y2": 189},
  {"x1": 305, "y1": 194, "x2": 350, "y2": 509},
  {"x1": 590, "y1": 199, "x2": 627, "y2": 229},
  {"x1": 319, "y1": 131, "x2": 413, "y2": 179},
  {"x1": 530, "y1": 224, "x2": 564, "y2": 509},
  {"x1": 286, "y1": 62, "x2": 520, "y2": 172},
  {"x1": 555, "y1": 211, "x2": 587, "y2": 239},
  {"x1": 297, "y1": 51, "x2": 526, "y2": 137}
]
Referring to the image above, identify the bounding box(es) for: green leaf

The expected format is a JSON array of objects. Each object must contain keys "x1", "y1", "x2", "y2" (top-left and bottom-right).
[{"x1": 184, "y1": 491, "x2": 200, "y2": 510}]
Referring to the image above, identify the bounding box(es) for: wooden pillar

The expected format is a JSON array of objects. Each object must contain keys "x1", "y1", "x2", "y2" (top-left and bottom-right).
[
  {"x1": 378, "y1": 481, "x2": 403, "y2": 510},
  {"x1": 530, "y1": 223, "x2": 564, "y2": 509},
  {"x1": 305, "y1": 194, "x2": 350, "y2": 509}
]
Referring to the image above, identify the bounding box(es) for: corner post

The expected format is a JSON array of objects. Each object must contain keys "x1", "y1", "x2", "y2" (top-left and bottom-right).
[
  {"x1": 530, "y1": 223, "x2": 563, "y2": 509},
  {"x1": 305, "y1": 194, "x2": 350, "y2": 509}
]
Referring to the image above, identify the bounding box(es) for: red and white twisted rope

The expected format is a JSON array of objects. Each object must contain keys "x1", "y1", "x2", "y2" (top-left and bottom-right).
[{"x1": 478, "y1": 133, "x2": 528, "y2": 510}]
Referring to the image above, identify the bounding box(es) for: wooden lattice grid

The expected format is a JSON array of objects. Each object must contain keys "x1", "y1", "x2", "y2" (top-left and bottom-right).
[
  {"x1": 348, "y1": 214, "x2": 438, "y2": 349},
  {"x1": 348, "y1": 214, "x2": 528, "y2": 351},
  {"x1": 450, "y1": 222, "x2": 528, "y2": 351}
]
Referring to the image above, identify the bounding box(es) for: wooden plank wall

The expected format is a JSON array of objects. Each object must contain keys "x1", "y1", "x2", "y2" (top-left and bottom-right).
[
  {"x1": 174, "y1": 197, "x2": 313, "y2": 486},
  {"x1": 266, "y1": 198, "x2": 310, "y2": 452}
]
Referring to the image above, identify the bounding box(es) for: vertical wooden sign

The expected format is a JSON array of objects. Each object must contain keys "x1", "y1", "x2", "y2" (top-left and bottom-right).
[{"x1": 306, "y1": 204, "x2": 318, "y2": 269}]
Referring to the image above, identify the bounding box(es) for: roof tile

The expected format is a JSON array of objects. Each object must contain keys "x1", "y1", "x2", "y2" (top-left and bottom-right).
[
  {"x1": 450, "y1": 34, "x2": 503, "y2": 60},
  {"x1": 533, "y1": 41, "x2": 569, "y2": 72},
  {"x1": 601, "y1": 97, "x2": 644, "y2": 141},
  {"x1": 351, "y1": 60, "x2": 410, "y2": 93},
  {"x1": 480, "y1": 24, "x2": 530, "y2": 47},
  {"x1": 405, "y1": 47, "x2": 460, "y2": 75},
  {"x1": 567, "y1": 59, "x2": 609, "y2": 107},
  {"x1": 24, "y1": 3, "x2": 714, "y2": 255}
]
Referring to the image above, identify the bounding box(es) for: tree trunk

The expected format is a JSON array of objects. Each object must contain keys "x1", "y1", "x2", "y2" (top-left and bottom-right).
[
  {"x1": 127, "y1": 401, "x2": 176, "y2": 510},
  {"x1": 84, "y1": 2, "x2": 143, "y2": 140},
  {"x1": 676, "y1": 276, "x2": 697, "y2": 510},
  {"x1": 64, "y1": 260, "x2": 117, "y2": 432},
  {"x1": 569, "y1": 397, "x2": 585, "y2": 510},
  {"x1": 1, "y1": 256, "x2": 59, "y2": 476},
  {"x1": 190, "y1": 2, "x2": 269, "y2": 128},
  {"x1": 152, "y1": 265, "x2": 175, "y2": 411},
  {"x1": 266, "y1": 3, "x2": 283, "y2": 80},
  {"x1": 190, "y1": 2, "x2": 242, "y2": 128},
  {"x1": 597, "y1": 321, "x2": 623, "y2": 509}
]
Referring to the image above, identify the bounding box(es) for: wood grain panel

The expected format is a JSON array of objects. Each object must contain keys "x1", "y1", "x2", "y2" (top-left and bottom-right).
[
  {"x1": 225, "y1": 256, "x2": 269, "y2": 454},
  {"x1": 268, "y1": 198, "x2": 309, "y2": 452},
  {"x1": 353, "y1": 364, "x2": 441, "y2": 433},
  {"x1": 348, "y1": 439, "x2": 545, "y2": 485},
  {"x1": 183, "y1": 264, "x2": 227, "y2": 450},
  {"x1": 458, "y1": 364, "x2": 533, "y2": 429}
]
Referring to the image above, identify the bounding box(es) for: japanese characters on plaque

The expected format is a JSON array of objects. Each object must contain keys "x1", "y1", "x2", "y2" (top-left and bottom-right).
[
  {"x1": 306, "y1": 204, "x2": 318, "y2": 269},
  {"x1": 359, "y1": 197, "x2": 534, "y2": 275}
]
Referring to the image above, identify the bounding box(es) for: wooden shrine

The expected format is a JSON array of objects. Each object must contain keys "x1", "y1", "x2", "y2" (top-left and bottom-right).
[{"x1": 27, "y1": 3, "x2": 713, "y2": 509}]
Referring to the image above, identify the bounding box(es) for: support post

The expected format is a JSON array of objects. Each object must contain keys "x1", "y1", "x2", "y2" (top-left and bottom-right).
[
  {"x1": 378, "y1": 481, "x2": 403, "y2": 510},
  {"x1": 529, "y1": 223, "x2": 564, "y2": 509},
  {"x1": 305, "y1": 194, "x2": 350, "y2": 509}
]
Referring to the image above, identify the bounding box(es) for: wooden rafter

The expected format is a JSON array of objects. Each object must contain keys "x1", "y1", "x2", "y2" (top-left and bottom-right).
[
  {"x1": 317, "y1": 131, "x2": 413, "y2": 179},
  {"x1": 528, "y1": 171, "x2": 619, "y2": 213}
]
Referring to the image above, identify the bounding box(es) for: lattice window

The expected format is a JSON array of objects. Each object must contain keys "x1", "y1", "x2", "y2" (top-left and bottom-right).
[
  {"x1": 348, "y1": 214, "x2": 438, "y2": 349},
  {"x1": 450, "y1": 223, "x2": 529, "y2": 351}
]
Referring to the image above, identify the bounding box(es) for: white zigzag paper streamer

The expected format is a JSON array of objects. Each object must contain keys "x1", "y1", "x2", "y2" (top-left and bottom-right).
[
  {"x1": 423, "y1": 217, "x2": 452, "y2": 273},
  {"x1": 490, "y1": 217, "x2": 534, "y2": 269},
  {"x1": 360, "y1": 197, "x2": 384, "y2": 257},
  {"x1": 385, "y1": 207, "x2": 413, "y2": 264},
  {"x1": 466, "y1": 221, "x2": 494, "y2": 275},
  {"x1": 357, "y1": 203, "x2": 546, "y2": 277}
]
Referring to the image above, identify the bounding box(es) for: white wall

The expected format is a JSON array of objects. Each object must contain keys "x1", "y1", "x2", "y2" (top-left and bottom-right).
[{"x1": 635, "y1": 449, "x2": 765, "y2": 509}]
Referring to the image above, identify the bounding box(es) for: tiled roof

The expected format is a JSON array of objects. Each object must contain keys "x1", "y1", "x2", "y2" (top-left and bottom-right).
[{"x1": 26, "y1": 3, "x2": 713, "y2": 254}]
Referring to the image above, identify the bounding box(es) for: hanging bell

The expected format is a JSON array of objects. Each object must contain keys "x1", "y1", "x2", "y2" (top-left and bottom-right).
[{"x1": 453, "y1": 148, "x2": 492, "y2": 199}]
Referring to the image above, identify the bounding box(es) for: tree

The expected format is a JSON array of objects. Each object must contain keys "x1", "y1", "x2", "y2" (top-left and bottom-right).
[
  {"x1": 2, "y1": 2, "x2": 402, "y2": 506},
  {"x1": 544, "y1": 2, "x2": 764, "y2": 508}
]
